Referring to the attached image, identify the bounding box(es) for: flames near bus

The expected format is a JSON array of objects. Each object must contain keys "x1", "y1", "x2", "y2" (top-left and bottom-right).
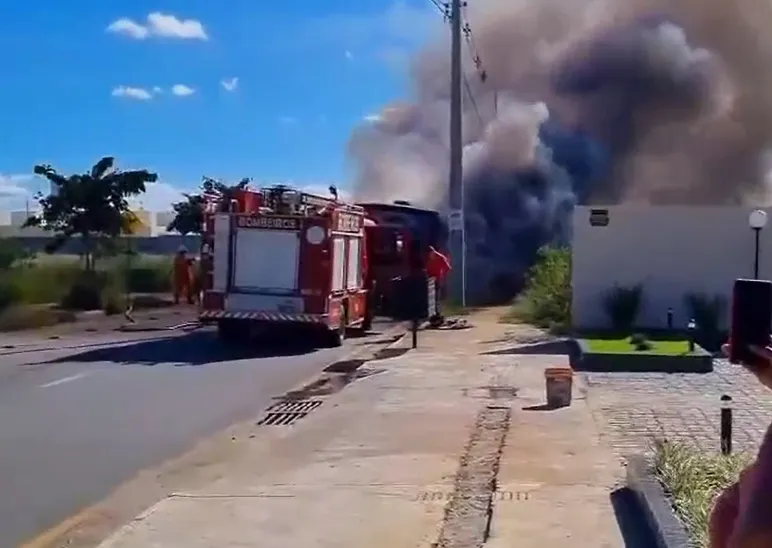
[{"x1": 197, "y1": 185, "x2": 446, "y2": 345}]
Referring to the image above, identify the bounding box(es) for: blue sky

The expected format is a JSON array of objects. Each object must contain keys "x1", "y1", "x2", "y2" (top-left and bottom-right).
[{"x1": 0, "y1": 0, "x2": 440, "y2": 210}]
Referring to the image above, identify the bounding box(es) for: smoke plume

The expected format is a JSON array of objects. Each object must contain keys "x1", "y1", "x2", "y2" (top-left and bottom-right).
[{"x1": 348, "y1": 0, "x2": 772, "y2": 302}]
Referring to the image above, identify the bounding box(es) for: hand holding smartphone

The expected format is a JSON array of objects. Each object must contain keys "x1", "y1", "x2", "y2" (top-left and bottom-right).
[{"x1": 730, "y1": 278, "x2": 772, "y2": 367}]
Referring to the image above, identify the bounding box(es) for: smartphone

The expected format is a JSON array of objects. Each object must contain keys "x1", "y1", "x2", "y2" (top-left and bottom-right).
[{"x1": 730, "y1": 278, "x2": 772, "y2": 365}]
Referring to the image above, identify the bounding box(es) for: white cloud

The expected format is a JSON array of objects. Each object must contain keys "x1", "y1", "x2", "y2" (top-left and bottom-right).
[
  {"x1": 106, "y1": 18, "x2": 149, "y2": 39},
  {"x1": 345, "y1": 50, "x2": 354, "y2": 60},
  {"x1": 107, "y1": 12, "x2": 208, "y2": 41},
  {"x1": 0, "y1": 174, "x2": 32, "y2": 198},
  {"x1": 0, "y1": 174, "x2": 47, "y2": 210},
  {"x1": 152, "y1": 86, "x2": 163, "y2": 94},
  {"x1": 221, "y1": 77, "x2": 239, "y2": 92},
  {"x1": 171, "y1": 84, "x2": 195, "y2": 97},
  {"x1": 112, "y1": 86, "x2": 153, "y2": 100},
  {"x1": 127, "y1": 181, "x2": 187, "y2": 211},
  {"x1": 364, "y1": 113, "x2": 382, "y2": 122},
  {"x1": 147, "y1": 13, "x2": 208, "y2": 40}
]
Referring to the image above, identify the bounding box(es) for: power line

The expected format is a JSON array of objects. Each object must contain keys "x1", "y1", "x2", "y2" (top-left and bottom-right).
[
  {"x1": 428, "y1": 1, "x2": 485, "y2": 125},
  {"x1": 461, "y1": 5, "x2": 487, "y2": 83},
  {"x1": 428, "y1": 0, "x2": 448, "y2": 18},
  {"x1": 463, "y1": 74, "x2": 484, "y2": 126},
  {"x1": 461, "y1": 9, "x2": 496, "y2": 117}
]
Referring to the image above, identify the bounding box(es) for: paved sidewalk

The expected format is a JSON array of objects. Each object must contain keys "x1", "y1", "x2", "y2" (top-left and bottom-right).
[
  {"x1": 97, "y1": 311, "x2": 626, "y2": 547},
  {"x1": 583, "y1": 360, "x2": 772, "y2": 455}
]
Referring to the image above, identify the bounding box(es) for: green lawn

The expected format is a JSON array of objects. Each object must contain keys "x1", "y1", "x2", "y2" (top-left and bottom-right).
[{"x1": 585, "y1": 337, "x2": 694, "y2": 355}]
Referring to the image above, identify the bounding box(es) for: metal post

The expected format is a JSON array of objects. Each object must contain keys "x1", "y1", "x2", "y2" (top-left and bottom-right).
[
  {"x1": 754, "y1": 227, "x2": 761, "y2": 279},
  {"x1": 448, "y1": 0, "x2": 465, "y2": 308},
  {"x1": 412, "y1": 319, "x2": 419, "y2": 349},
  {"x1": 720, "y1": 394, "x2": 733, "y2": 455}
]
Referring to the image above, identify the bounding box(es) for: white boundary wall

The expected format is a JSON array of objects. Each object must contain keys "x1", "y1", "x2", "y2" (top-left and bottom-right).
[{"x1": 571, "y1": 206, "x2": 772, "y2": 330}]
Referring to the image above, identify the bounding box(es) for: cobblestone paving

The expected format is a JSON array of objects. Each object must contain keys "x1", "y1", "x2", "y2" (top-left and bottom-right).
[{"x1": 582, "y1": 360, "x2": 772, "y2": 455}]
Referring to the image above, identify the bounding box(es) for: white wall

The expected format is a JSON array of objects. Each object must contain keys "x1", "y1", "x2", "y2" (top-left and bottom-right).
[{"x1": 571, "y1": 206, "x2": 772, "y2": 330}]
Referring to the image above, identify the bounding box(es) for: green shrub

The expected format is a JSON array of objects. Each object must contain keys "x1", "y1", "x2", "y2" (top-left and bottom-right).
[
  {"x1": 629, "y1": 332, "x2": 652, "y2": 351},
  {"x1": 7, "y1": 261, "x2": 83, "y2": 305},
  {"x1": 0, "y1": 254, "x2": 172, "y2": 313},
  {"x1": 684, "y1": 292, "x2": 726, "y2": 349},
  {"x1": 513, "y1": 246, "x2": 571, "y2": 328},
  {"x1": 602, "y1": 284, "x2": 643, "y2": 331},
  {"x1": 654, "y1": 439, "x2": 750, "y2": 547},
  {"x1": 59, "y1": 270, "x2": 119, "y2": 311},
  {"x1": 0, "y1": 239, "x2": 28, "y2": 270},
  {"x1": 126, "y1": 265, "x2": 171, "y2": 293},
  {"x1": 0, "y1": 277, "x2": 21, "y2": 311}
]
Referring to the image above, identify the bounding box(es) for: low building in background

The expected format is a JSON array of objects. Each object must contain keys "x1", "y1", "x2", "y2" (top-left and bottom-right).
[{"x1": 0, "y1": 209, "x2": 200, "y2": 254}]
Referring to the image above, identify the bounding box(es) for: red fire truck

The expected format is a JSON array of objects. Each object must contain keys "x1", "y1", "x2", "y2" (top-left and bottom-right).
[
  {"x1": 198, "y1": 186, "x2": 372, "y2": 346},
  {"x1": 358, "y1": 201, "x2": 445, "y2": 319}
]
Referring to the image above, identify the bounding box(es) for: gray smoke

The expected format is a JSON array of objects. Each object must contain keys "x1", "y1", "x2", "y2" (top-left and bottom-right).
[{"x1": 348, "y1": 0, "x2": 772, "y2": 302}]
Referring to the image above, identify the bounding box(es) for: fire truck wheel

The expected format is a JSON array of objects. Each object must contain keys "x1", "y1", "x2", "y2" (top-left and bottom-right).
[
  {"x1": 361, "y1": 285, "x2": 375, "y2": 332},
  {"x1": 361, "y1": 312, "x2": 373, "y2": 332},
  {"x1": 217, "y1": 319, "x2": 248, "y2": 343}
]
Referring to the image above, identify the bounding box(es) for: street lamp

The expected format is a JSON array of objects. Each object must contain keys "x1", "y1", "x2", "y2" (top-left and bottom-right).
[{"x1": 749, "y1": 209, "x2": 768, "y2": 279}]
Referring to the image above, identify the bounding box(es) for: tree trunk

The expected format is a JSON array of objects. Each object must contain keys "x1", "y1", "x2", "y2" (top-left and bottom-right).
[{"x1": 82, "y1": 234, "x2": 94, "y2": 271}]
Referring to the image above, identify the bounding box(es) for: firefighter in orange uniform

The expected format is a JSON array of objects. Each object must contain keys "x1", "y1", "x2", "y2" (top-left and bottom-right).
[
  {"x1": 426, "y1": 245, "x2": 451, "y2": 326},
  {"x1": 173, "y1": 245, "x2": 194, "y2": 305},
  {"x1": 187, "y1": 256, "x2": 200, "y2": 304}
]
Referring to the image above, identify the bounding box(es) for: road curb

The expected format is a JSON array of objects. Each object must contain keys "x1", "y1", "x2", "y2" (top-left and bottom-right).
[
  {"x1": 625, "y1": 455, "x2": 691, "y2": 548},
  {"x1": 0, "y1": 332, "x2": 183, "y2": 357},
  {"x1": 262, "y1": 322, "x2": 408, "y2": 404}
]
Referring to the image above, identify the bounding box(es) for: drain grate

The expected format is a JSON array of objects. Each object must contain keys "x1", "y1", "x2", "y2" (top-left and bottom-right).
[{"x1": 257, "y1": 399, "x2": 323, "y2": 426}]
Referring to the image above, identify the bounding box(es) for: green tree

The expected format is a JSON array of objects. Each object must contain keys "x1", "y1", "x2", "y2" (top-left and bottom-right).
[
  {"x1": 517, "y1": 245, "x2": 572, "y2": 328},
  {"x1": 167, "y1": 176, "x2": 251, "y2": 235},
  {"x1": 23, "y1": 157, "x2": 157, "y2": 270}
]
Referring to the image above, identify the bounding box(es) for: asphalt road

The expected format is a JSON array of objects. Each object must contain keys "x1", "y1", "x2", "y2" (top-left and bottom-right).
[{"x1": 0, "y1": 325, "x2": 392, "y2": 548}]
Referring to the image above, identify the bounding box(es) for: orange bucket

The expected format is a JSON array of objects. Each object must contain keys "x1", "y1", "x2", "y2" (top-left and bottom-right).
[{"x1": 544, "y1": 367, "x2": 573, "y2": 408}]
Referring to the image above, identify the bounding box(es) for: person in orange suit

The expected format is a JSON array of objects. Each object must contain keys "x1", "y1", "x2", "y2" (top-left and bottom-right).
[
  {"x1": 426, "y1": 245, "x2": 451, "y2": 282},
  {"x1": 187, "y1": 256, "x2": 200, "y2": 305},
  {"x1": 426, "y1": 245, "x2": 451, "y2": 326},
  {"x1": 172, "y1": 246, "x2": 194, "y2": 305}
]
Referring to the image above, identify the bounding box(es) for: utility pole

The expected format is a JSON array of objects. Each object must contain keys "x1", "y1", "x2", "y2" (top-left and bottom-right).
[{"x1": 448, "y1": 0, "x2": 465, "y2": 307}]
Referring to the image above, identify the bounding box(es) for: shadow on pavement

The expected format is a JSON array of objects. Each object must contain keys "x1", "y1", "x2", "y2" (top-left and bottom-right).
[
  {"x1": 40, "y1": 330, "x2": 318, "y2": 367},
  {"x1": 610, "y1": 487, "x2": 658, "y2": 548},
  {"x1": 482, "y1": 340, "x2": 575, "y2": 356}
]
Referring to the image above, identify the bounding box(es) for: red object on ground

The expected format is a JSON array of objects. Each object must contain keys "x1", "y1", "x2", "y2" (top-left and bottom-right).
[{"x1": 426, "y1": 247, "x2": 451, "y2": 281}]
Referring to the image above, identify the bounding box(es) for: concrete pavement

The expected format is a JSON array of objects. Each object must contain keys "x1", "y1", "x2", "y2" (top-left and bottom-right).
[
  {"x1": 94, "y1": 311, "x2": 643, "y2": 548},
  {"x1": 0, "y1": 324, "x2": 400, "y2": 548}
]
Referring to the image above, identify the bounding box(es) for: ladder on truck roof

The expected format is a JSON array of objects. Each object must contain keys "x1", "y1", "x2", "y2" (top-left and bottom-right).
[
  {"x1": 260, "y1": 186, "x2": 364, "y2": 217},
  {"x1": 202, "y1": 185, "x2": 365, "y2": 217},
  {"x1": 297, "y1": 191, "x2": 364, "y2": 215}
]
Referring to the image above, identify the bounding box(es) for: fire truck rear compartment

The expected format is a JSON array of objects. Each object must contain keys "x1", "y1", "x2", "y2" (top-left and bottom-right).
[
  {"x1": 200, "y1": 187, "x2": 369, "y2": 347},
  {"x1": 217, "y1": 223, "x2": 323, "y2": 339},
  {"x1": 232, "y1": 227, "x2": 299, "y2": 294}
]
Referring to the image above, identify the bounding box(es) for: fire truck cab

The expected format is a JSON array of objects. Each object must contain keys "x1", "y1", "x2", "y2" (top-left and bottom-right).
[{"x1": 199, "y1": 186, "x2": 371, "y2": 347}]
